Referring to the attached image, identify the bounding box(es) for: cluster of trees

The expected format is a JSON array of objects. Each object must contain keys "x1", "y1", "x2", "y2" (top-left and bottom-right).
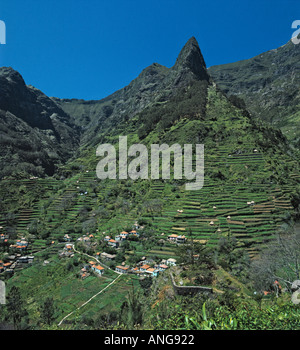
[
  {"x1": 0, "y1": 286, "x2": 56, "y2": 330},
  {"x1": 137, "y1": 80, "x2": 208, "y2": 139}
]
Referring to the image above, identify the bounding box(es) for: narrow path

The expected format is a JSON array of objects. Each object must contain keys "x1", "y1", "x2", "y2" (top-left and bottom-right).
[
  {"x1": 71, "y1": 244, "x2": 121, "y2": 274},
  {"x1": 58, "y1": 273, "x2": 122, "y2": 326},
  {"x1": 58, "y1": 244, "x2": 122, "y2": 326}
]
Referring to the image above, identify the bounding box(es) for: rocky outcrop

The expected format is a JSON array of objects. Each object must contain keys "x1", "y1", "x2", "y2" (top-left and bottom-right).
[
  {"x1": 0, "y1": 67, "x2": 80, "y2": 177},
  {"x1": 54, "y1": 37, "x2": 210, "y2": 146}
]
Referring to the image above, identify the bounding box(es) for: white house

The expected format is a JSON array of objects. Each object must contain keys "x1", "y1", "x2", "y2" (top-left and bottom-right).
[
  {"x1": 166, "y1": 258, "x2": 176, "y2": 266},
  {"x1": 92, "y1": 265, "x2": 104, "y2": 275}
]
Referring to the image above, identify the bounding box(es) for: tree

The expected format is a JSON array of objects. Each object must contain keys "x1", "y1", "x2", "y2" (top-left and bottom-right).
[
  {"x1": 177, "y1": 228, "x2": 213, "y2": 267},
  {"x1": 139, "y1": 277, "x2": 153, "y2": 296},
  {"x1": 217, "y1": 236, "x2": 242, "y2": 269},
  {"x1": 39, "y1": 297, "x2": 55, "y2": 325},
  {"x1": 6, "y1": 286, "x2": 28, "y2": 329},
  {"x1": 250, "y1": 231, "x2": 300, "y2": 292},
  {"x1": 120, "y1": 283, "x2": 143, "y2": 329}
]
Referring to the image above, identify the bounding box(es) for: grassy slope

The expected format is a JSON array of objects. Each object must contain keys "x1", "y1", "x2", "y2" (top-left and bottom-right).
[
  {"x1": 208, "y1": 40, "x2": 300, "y2": 147},
  {"x1": 1, "y1": 80, "x2": 300, "y2": 327}
]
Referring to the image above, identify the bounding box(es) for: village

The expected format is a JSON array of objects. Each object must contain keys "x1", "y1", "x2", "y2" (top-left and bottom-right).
[
  {"x1": 0, "y1": 232, "x2": 35, "y2": 277},
  {"x1": 0, "y1": 222, "x2": 186, "y2": 282},
  {"x1": 60, "y1": 224, "x2": 183, "y2": 280}
]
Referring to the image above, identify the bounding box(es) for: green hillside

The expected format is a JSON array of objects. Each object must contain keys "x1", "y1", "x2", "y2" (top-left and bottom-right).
[
  {"x1": 0, "y1": 37, "x2": 299, "y2": 330},
  {"x1": 208, "y1": 39, "x2": 300, "y2": 148}
]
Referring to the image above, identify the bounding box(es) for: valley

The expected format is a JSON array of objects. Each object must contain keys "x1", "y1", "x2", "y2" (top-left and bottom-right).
[{"x1": 0, "y1": 37, "x2": 299, "y2": 330}]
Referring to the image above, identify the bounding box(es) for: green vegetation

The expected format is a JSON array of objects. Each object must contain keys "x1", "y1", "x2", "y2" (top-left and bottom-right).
[
  {"x1": 0, "y1": 37, "x2": 299, "y2": 330},
  {"x1": 208, "y1": 39, "x2": 300, "y2": 148}
]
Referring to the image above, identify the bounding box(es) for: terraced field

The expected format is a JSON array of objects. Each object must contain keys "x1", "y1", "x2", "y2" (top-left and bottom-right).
[
  {"x1": 136, "y1": 145, "x2": 297, "y2": 258},
  {"x1": 0, "y1": 140, "x2": 298, "y2": 260}
]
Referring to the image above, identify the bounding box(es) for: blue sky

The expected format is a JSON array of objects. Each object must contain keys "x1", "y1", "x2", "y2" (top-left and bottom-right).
[{"x1": 0, "y1": 0, "x2": 299, "y2": 100}]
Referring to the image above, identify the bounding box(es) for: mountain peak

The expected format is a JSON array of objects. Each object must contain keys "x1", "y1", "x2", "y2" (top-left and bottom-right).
[
  {"x1": 172, "y1": 36, "x2": 208, "y2": 83},
  {"x1": 0, "y1": 66, "x2": 26, "y2": 86}
]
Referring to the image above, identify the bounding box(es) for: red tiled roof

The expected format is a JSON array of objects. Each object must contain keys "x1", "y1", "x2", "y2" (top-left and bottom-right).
[
  {"x1": 141, "y1": 264, "x2": 150, "y2": 270},
  {"x1": 146, "y1": 268, "x2": 155, "y2": 272},
  {"x1": 160, "y1": 264, "x2": 168, "y2": 269}
]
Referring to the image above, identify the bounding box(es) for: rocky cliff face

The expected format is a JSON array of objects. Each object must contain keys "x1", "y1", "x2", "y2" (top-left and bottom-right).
[
  {"x1": 0, "y1": 37, "x2": 210, "y2": 177},
  {"x1": 171, "y1": 36, "x2": 209, "y2": 84},
  {"x1": 0, "y1": 67, "x2": 80, "y2": 178},
  {"x1": 54, "y1": 36, "x2": 210, "y2": 146},
  {"x1": 1, "y1": 36, "x2": 298, "y2": 179}
]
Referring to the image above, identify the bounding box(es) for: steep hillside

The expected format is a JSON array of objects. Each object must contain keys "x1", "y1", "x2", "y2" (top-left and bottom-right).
[
  {"x1": 1, "y1": 37, "x2": 298, "y2": 255},
  {"x1": 0, "y1": 37, "x2": 300, "y2": 329},
  {"x1": 53, "y1": 37, "x2": 210, "y2": 147},
  {"x1": 0, "y1": 67, "x2": 80, "y2": 178},
  {"x1": 208, "y1": 39, "x2": 300, "y2": 147}
]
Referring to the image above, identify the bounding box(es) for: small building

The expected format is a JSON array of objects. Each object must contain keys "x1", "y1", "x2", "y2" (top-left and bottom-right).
[
  {"x1": 120, "y1": 231, "x2": 129, "y2": 240},
  {"x1": 17, "y1": 256, "x2": 29, "y2": 264},
  {"x1": 92, "y1": 265, "x2": 104, "y2": 275},
  {"x1": 166, "y1": 258, "x2": 177, "y2": 266},
  {"x1": 129, "y1": 230, "x2": 139, "y2": 236},
  {"x1": 81, "y1": 272, "x2": 89, "y2": 279},
  {"x1": 144, "y1": 268, "x2": 159, "y2": 277},
  {"x1": 115, "y1": 266, "x2": 129, "y2": 274},
  {"x1": 12, "y1": 240, "x2": 29, "y2": 251},
  {"x1": 3, "y1": 262, "x2": 12, "y2": 269},
  {"x1": 168, "y1": 234, "x2": 178, "y2": 241},
  {"x1": 176, "y1": 235, "x2": 186, "y2": 244},
  {"x1": 0, "y1": 233, "x2": 9, "y2": 241},
  {"x1": 140, "y1": 264, "x2": 151, "y2": 272},
  {"x1": 64, "y1": 234, "x2": 71, "y2": 242},
  {"x1": 100, "y1": 252, "x2": 116, "y2": 261},
  {"x1": 158, "y1": 264, "x2": 168, "y2": 271},
  {"x1": 108, "y1": 239, "x2": 119, "y2": 248}
]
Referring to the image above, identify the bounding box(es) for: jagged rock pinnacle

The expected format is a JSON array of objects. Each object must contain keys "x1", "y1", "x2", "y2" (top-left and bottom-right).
[{"x1": 172, "y1": 36, "x2": 209, "y2": 83}]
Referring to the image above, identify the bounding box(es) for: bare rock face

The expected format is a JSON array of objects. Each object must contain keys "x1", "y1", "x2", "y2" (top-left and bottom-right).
[
  {"x1": 0, "y1": 67, "x2": 80, "y2": 177},
  {"x1": 291, "y1": 280, "x2": 300, "y2": 305},
  {"x1": 54, "y1": 37, "x2": 210, "y2": 146},
  {"x1": 291, "y1": 280, "x2": 300, "y2": 291},
  {"x1": 291, "y1": 290, "x2": 300, "y2": 305},
  {"x1": 172, "y1": 36, "x2": 209, "y2": 85}
]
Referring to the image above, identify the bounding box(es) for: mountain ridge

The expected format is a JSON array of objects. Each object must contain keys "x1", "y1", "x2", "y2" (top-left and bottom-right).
[
  {"x1": 0, "y1": 66, "x2": 80, "y2": 178},
  {"x1": 0, "y1": 36, "x2": 299, "y2": 179},
  {"x1": 208, "y1": 38, "x2": 300, "y2": 147}
]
